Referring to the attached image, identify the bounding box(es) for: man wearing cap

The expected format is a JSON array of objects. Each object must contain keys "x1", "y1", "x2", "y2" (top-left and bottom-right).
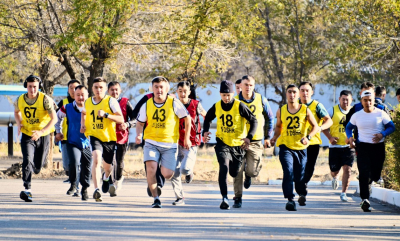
[
  {"x1": 346, "y1": 90, "x2": 395, "y2": 212},
  {"x1": 203, "y1": 80, "x2": 257, "y2": 210}
]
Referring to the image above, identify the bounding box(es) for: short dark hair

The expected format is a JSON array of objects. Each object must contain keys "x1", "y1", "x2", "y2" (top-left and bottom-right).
[
  {"x1": 26, "y1": 75, "x2": 41, "y2": 83},
  {"x1": 298, "y1": 81, "x2": 313, "y2": 89},
  {"x1": 375, "y1": 86, "x2": 386, "y2": 97},
  {"x1": 339, "y1": 90, "x2": 352, "y2": 97},
  {"x1": 235, "y1": 79, "x2": 242, "y2": 85},
  {"x1": 93, "y1": 77, "x2": 107, "y2": 84},
  {"x1": 177, "y1": 81, "x2": 191, "y2": 88},
  {"x1": 242, "y1": 75, "x2": 255, "y2": 82},
  {"x1": 67, "y1": 79, "x2": 80, "y2": 87},
  {"x1": 75, "y1": 85, "x2": 88, "y2": 91},
  {"x1": 286, "y1": 84, "x2": 297, "y2": 91},
  {"x1": 151, "y1": 76, "x2": 169, "y2": 85},
  {"x1": 108, "y1": 81, "x2": 120, "y2": 89},
  {"x1": 396, "y1": 88, "x2": 400, "y2": 96},
  {"x1": 360, "y1": 82, "x2": 374, "y2": 90}
]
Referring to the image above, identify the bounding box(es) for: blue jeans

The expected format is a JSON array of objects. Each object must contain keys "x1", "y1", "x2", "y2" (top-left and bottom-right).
[
  {"x1": 62, "y1": 142, "x2": 69, "y2": 172},
  {"x1": 66, "y1": 143, "x2": 92, "y2": 189},
  {"x1": 279, "y1": 145, "x2": 307, "y2": 199}
]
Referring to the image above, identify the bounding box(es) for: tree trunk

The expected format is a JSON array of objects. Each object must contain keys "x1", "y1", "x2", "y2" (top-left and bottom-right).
[{"x1": 87, "y1": 44, "x2": 108, "y2": 96}]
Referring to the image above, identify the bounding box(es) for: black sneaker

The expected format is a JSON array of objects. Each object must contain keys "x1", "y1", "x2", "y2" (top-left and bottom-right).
[
  {"x1": 286, "y1": 201, "x2": 297, "y2": 211},
  {"x1": 360, "y1": 199, "x2": 372, "y2": 212},
  {"x1": 81, "y1": 188, "x2": 88, "y2": 201},
  {"x1": 63, "y1": 178, "x2": 70, "y2": 183},
  {"x1": 72, "y1": 191, "x2": 81, "y2": 197},
  {"x1": 66, "y1": 185, "x2": 76, "y2": 195},
  {"x1": 152, "y1": 199, "x2": 162, "y2": 208},
  {"x1": 172, "y1": 198, "x2": 185, "y2": 206},
  {"x1": 109, "y1": 184, "x2": 117, "y2": 197},
  {"x1": 298, "y1": 195, "x2": 306, "y2": 206},
  {"x1": 93, "y1": 189, "x2": 102, "y2": 202},
  {"x1": 20, "y1": 191, "x2": 32, "y2": 202},
  {"x1": 244, "y1": 175, "x2": 251, "y2": 189},
  {"x1": 220, "y1": 198, "x2": 230, "y2": 210},
  {"x1": 185, "y1": 173, "x2": 194, "y2": 184},
  {"x1": 232, "y1": 197, "x2": 242, "y2": 208},
  {"x1": 147, "y1": 186, "x2": 162, "y2": 197},
  {"x1": 101, "y1": 173, "x2": 110, "y2": 193}
]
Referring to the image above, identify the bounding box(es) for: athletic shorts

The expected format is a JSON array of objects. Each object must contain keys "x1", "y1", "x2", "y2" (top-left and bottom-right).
[
  {"x1": 90, "y1": 136, "x2": 116, "y2": 164},
  {"x1": 143, "y1": 142, "x2": 177, "y2": 171},
  {"x1": 328, "y1": 147, "x2": 355, "y2": 172}
]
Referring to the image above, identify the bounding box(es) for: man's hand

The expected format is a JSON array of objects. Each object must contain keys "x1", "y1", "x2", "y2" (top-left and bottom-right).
[
  {"x1": 203, "y1": 132, "x2": 211, "y2": 143},
  {"x1": 372, "y1": 133, "x2": 383, "y2": 143},
  {"x1": 329, "y1": 136, "x2": 339, "y2": 145},
  {"x1": 270, "y1": 136, "x2": 277, "y2": 147},
  {"x1": 349, "y1": 137, "x2": 356, "y2": 149},
  {"x1": 98, "y1": 110, "x2": 105, "y2": 118},
  {"x1": 31, "y1": 130, "x2": 43, "y2": 141},
  {"x1": 55, "y1": 133, "x2": 64, "y2": 142},
  {"x1": 241, "y1": 138, "x2": 250, "y2": 150},
  {"x1": 17, "y1": 124, "x2": 23, "y2": 136},
  {"x1": 119, "y1": 122, "x2": 128, "y2": 130},
  {"x1": 184, "y1": 137, "x2": 192, "y2": 150},
  {"x1": 135, "y1": 134, "x2": 142, "y2": 144},
  {"x1": 300, "y1": 137, "x2": 309, "y2": 146},
  {"x1": 264, "y1": 139, "x2": 272, "y2": 148},
  {"x1": 80, "y1": 124, "x2": 86, "y2": 134}
]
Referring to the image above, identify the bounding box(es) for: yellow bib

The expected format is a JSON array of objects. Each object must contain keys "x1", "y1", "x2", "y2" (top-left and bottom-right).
[
  {"x1": 276, "y1": 104, "x2": 308, "y2": 150},
  {"x1": 18, "y1": 92, "x2": 54, "y2": 137},
  {"x1": 215, "y1": 99, "x2": 246, "y2": 146},
  {"x1": 61, "y1": 98, "x2": 69, "y2": 140},
  {"x1": 144, "y1": 96, "x2": 180, "y2": 143},
  {"x1": 84, "y1": 95, "x2": 116, "y2": 142},
  {"x1": 330, "y1": 105, "x2": 348, "y2": 146},
  {"x1": 235, "y1": 93, "x2": 264, "y2": 140},
  {"x1": 306, "y1": 100, "x2": 323, "y2": 145}
]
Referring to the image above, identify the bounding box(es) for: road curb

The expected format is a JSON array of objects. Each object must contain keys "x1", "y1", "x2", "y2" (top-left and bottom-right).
[
  {"x1": 356, "y1": 186, "x2": 400, "y2": 208},
  {"x1": 268, "y1": 180, "x2": 359, "y2": 186}
]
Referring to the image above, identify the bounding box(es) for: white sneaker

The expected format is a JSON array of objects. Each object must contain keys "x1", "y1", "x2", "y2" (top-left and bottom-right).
[
  {"x1": 116, "y1": 176, "x2": 124, "y2": 191},
  {"x1": 332, "y1": 178, "x2": 339, "y2": 190},
  {"x1": 340, "y1": 193, "x2": 348, "y2": 202}
]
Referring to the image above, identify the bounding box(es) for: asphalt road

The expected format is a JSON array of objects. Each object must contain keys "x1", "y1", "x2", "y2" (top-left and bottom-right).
[{"x1": 0, "y1": 179, "x2": 399, "y2": 240}]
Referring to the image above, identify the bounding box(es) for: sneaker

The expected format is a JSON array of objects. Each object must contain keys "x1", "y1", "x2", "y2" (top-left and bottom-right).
[
  {"x1": 244, "y1": 175, "x2": 251, "y2": 189},
  {"x1": 340, "y1": 193, "x2": 348, "y2": 202},
  {"x1": 232, "y1": 197, "x2": 242, "y2": 208},
  {"x1": 220, "y1": 198, "x2": 230, "y2": 210},
  {"x1": 72, "y1": 191, "x2": 81, "y2": 197},
  {"x1": 147, "y1": 186, "x2": 162, "y2": 197},
  {"x1": 152, "y1": 198, "x2": 162, "y2": 208},
  {"x1": 185, "y1": 173, "x2": 194, "y2": 184},
  {"x1": 172, "y1": 198, "x2": 185, "y2": 206},
  {"x1": 116, "y1": 176, "x2": 124, "y2": 191},
  {"x1": 66, "y1": 185, "x2": 76, "y2": 195},
  {"x1": 20, "y1": 191, "x2": 32, "y2": 202},
  {"x1": 81, "y1": 188, "x2": 88, "y2": 201},
  {"x1": 101, "y1": 173, "x2": 110, "y2": 193},
  {"x1": 298, "y1": 195, "x2": 306, "y2": 206},
  {"x1": 360, "y1": 199, "x2": 372, "y2": 212},
  {"x1": 286, "y1": 201, "x2": 297, "y2": 211},
  {"x1": 63, "y1": 178, "x2": 70, "y2": 183},
  {"x1": 109, "y1": 184, "x2": 117, "y2": 197},
  {"x1": 332, "y1": 178, "x2": 339, "y2": 190},
  {"x1": 93, "y1": 189, "x2": 102, "y2": 202}
]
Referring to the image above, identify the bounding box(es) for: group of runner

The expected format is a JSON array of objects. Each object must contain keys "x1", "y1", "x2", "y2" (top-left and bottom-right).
[{"x1": 14, "y1": 75, "x2": 395, "y2": 212}]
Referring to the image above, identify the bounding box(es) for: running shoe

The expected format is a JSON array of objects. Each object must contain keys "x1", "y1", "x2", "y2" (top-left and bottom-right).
[
  {"x1": 286, "y1": 201, "x2": 297, "y2": 211},
  {"x1": 81, "y1": 188, "x2": 88, "y2": 201},
  {"x1": 109, "y1": 184, "x2": 117, "y2": 197},
  {"x1": 116, "y1": 176, "x2": 124, "y2": 191},
  {"x1": 340, "y1": 193, "x2": 348, "y2": 202},
  {"x1": 63, "y1": 178, "x2": 70, "y2": 183},
  {"x1": 298, "y1": 195, "x2": 306, "y2": 206},
  {"x1": 66, "y1": 184, "x2": 76, "y2": 195},
  {"x1": 360, "y1": 199, "x2": 372, "y2": 212},
  {"x1": 232, "y1": 197, "x2": 242, "y2": 208},
  {"x1": 93, "y1": 189, "x2": 102, "y2": 202},
  {"x1": 72, "y1": 191, "x2": 81, "y2": 197},
  {"x1": 185, "y1": 173, "x2": 194, "y2": 184},
  {"x1": 220, "y1": 198, "x2": 230, "y2": 210},
  {"x1": 152, "y1": 199, "x2": 162, "y2": 208},
  {"x1": 147, "y1": 186, "x2": 162, "y2": 197},
  {"x1": 101, "y1": 173, "x2": 110, "y2": 193},
  {"x1": 172, "y1": 198, "x2": 185, "y2": 206},
  {"x1": 332, "y1": 178, "x2": 339, "y2": 190},
  {"x1": 244, "y1": 175, "x2": 252, "y2": 189},
  {"x1": 20, "y1": 191, "x2": 32, "y2": 202}
]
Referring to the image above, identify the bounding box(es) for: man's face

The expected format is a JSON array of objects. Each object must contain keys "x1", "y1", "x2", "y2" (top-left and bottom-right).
[
  {"x1": 235, "y1": 84, "x2": 242, "y2": 95},
  {"x1": 381, "y1": 91, "x2": 387, "y2": 101},
  {"x1": 362, "y1": 95, "x2": 374, "y2": 110},
  {"x1": 74, "y1": 88, "x2": 88, "y2": 106},
  {"x1": 92, "y1": 82, "x2": 106, "y2": 98},
  {"x1": 153, "y1": 81, "x2": 169, "y2": 99},
  {"x1": 220, "y1": 93, "x2": 234, "y2": 104},
  {"x1": 177, "y1": 85, "x2": 190, "y2": 100},
  {"x1": 397, "y1": 95, "x2": 400, "y2": 103},
  {"x1": 287, "y1": 87, "x2": 299, "y2": 103},
  {"x1": 27, "y1": 81, "x2": 39, "y2": 97},
  {"x1": 68, "y1": 82, "x2": 79, "y2": 98},
  {"x1": 339, "y1": 94, "x2": 352, "y2": 109},
  {"x1": 108, "y1": 84, "x2": 120, "y2": 99},
  {"x1": 241, "y1": 79, "x2": 255, "y2": 96},
  {"x1": 299, "y1": 84, "x2": 313, "y2": 102}
]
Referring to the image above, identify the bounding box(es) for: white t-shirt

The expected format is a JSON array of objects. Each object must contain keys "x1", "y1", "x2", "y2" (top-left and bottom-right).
[
  {"x1": 137, "y1": 97, "x2": 189, "y2": 148},
  {"x1": 328, "y1": 105, "x2": 350, "y2": 148},
  {"x1": 82, "y1": 96, "x2": 121, "y2": 113},
  {"x1": 349, "y1": 108, "x2": 391, "y2": 143}
]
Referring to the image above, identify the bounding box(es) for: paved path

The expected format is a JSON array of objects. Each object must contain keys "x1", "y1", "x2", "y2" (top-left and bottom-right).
[{"x1": 0, "y1": 179, "x2": 399, "y2": 240}]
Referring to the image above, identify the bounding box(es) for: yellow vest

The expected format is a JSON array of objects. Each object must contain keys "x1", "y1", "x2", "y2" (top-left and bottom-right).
[
  {"x1": 61, "y1": 98, "x2": 69, "y2": 140},
  {"x1": 215, "y1": 99, "x2": 247, "y2": 146},
  {"x1": 144, "y1": 96, "x2": 180, "y2": 143},
  {"x1": 235, "y1": 93, "x2": 264, "y2": 140},
  {"x1": 84, "y1": 95, "x2": 117, "y2": 142},
  {"x1": 276, "y1": 104, "x2": 308, "y2": 150},
  {"x1": 306, "y1": 100, "x2": 324, "y2": 145},
  {"x1": 330, "y1": 104, "x2": 348, "y2": 146},
  {"x1": 17, "y1": 92, "x2": 54, "y2": 137}
]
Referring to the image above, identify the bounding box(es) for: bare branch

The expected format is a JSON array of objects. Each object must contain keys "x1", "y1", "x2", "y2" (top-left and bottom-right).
[{"x1": 73, "y1": 56, "x2": 91, "y2": 70}]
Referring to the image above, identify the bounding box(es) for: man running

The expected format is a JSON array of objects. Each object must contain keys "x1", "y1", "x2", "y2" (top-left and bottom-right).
[
  {"x1": 14, "y1": 75, "x2": 57, "y2": 202},
  {"x1": 107, "y1": 81, "x2": 136, "y2": 196},
  {"x1": 299, "y1": 82, "x2": 332, "y2": 184},
  {"x1": 232, "y1": 76, "x2": 274, "y2": 208},
  {"x1": 56, "y1": 86, "x2": 92, "y2": 201},
  {"x1": 235, "y1": 79, "x2": 242, "y2": 95},
  {"x1": 81, "y1": 77, "x2": 124, "y2": 202},
  {"x1": 346, "y1": 90, "x2": 395, "y2": 212},
  {"x1": 270, "y1": 84, "x2": 319, "y2": 211},
  {"x1": 136, "y1": 76, "x2": 191, "y2": 208},
  {"x1": 171, "y1": 81, "x2": 207, "y2": 205},
  {"x1": 322, "y1": 90, "x2": 354, "y2": 202},
  {"x1": 203, "y1": 80, "x2": 258, "y2": 210},
  {"x1": 56, "y1": 79, "x2": 81, "y2": 183}
]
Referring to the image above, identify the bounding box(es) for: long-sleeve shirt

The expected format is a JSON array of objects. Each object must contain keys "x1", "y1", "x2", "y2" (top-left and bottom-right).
[
  {"x1": 202, "y1": 99, "x2": 258, "y2": 140},
  {"x1": 117, "y1": 97, "x2": 136, "y2": 128},
  {"x1": 55, "y1": 101, "x2": 83, "y2": 134}
]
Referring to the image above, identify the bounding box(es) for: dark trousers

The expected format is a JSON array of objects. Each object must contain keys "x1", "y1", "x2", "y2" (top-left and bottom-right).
[
  {"x1": 21, "y1": 133, "x2": 50, "y2": 189},
  {"x1": 357, "y1": 142, "x2": 385, "y2": 200},
  {"x1": 279, "y1": 145, "x2": 308, "y2": 199},
  {"x1": 66, "y1": 143, "x2": 93, "y2": 189},
  {"x1": 303, "y1": 144, "x2": 320, "y2": 183},
  {"x1": 113, "y1": 142, "x2": 128, "y2": 181}
]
